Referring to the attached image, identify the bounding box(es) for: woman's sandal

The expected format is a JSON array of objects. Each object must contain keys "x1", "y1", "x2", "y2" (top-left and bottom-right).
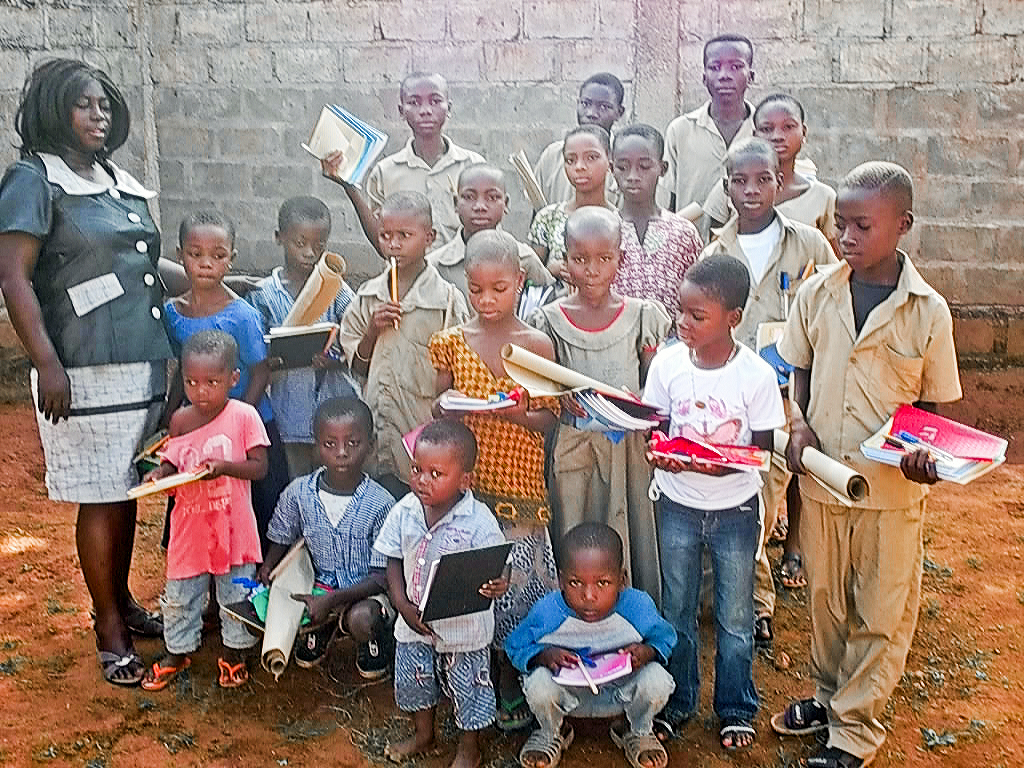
[
  {"x1": 140, "y1": 656, "x2": 191, "y2": 691},
  {"x1": 770, "y1": 697, "x2": 829, "y2": 736},
  {"x1": 652, "y1": 707, "x2": 693, "y2": 742},
  {"x1": 496, "y1": 694, "x2": 535, "y2": 732},
  {"x1": 124, "y1": 606, "x2": 164, "y2": 637},
  {"x1": 97, "y1": 650, "x2": 145, "y2": 686},
  {"x1": 610, "y1": 723, "x2": 668, "y2": 768},
  {"x1": 217, "y1": 657, "x2": 249, "y2": 688},
  {"x1": 518, "y1": 725, "x2": 574, "y2": 768},
  {"x1": 780, "y1": 552, "x2": 807, "y2": 589},
  {"x1": 719, "y1": 717, "x2": 756, "y2": 751},
  {"x1": 754, "y1": 615, "x2": 774, "y2": 649},
  {"x1": 807, "y1": 746, "x2": 875, "y2": 768}
]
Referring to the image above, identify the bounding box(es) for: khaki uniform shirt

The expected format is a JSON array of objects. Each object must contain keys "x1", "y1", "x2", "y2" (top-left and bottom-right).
[
  {"x1": 658, "y1": 101, "x2": 754, "y2": 242},
  {"x1": 533, "y1": 138, "x2": 620, "y2": 208},
  {"x1": 366, "y1": 136, "x2": 485, "y2": 248},
  {"x1": 428, "y1": 226, "x2": 553, "y2": 301},
  {"x1": 702, "y1": 175, "x2": 837, "y2": 242},
  {"x1": 700, "y1": 211, "x2": 837, "y2": 349},
  {"x1": 777, "y1": 254, "x2": 962, "y2": 509},
  {"x1": 341, "y1": 264, "x2": 470, "y2": 481}
]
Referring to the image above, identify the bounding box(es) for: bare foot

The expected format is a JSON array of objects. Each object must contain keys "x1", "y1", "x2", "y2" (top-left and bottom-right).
[{"x1": 385, "y1": 734, "x2": 436, "y2": 763}]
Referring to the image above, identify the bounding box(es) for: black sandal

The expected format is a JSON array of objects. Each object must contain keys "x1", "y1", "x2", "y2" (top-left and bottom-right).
[
  {"x1": 124, "y1": 606, "x2": 164, "y2": 637},
  {"x1": 806, "y1": 745, "x2": 874, "y2": 768},
  {"x1": 652, "y1": 707, "x2": 693, "y2": 742},
  {"x1": 770, "y1": 697, "x2": 829, "y2": 735},
  {"x1": 719, "y1": 717, "x2": 756, "y2": 751}
]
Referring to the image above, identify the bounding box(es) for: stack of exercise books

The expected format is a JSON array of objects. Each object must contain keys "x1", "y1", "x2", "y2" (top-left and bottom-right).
[
  {"x1": 437, "y1": 390, "x2": 522, "y2": 413},
  {"x1": 860, "y1": 404, "x2": 1006, "y2": 484},
  {"x1": 649, "y1": 430, "x2": 771, "y2": 471},
  {"x1": 571, "y1": 390, "x2": 662, "y2": 434},
  {"x1": 301, "y1": 104, "x2": 388, "y2": 188}
]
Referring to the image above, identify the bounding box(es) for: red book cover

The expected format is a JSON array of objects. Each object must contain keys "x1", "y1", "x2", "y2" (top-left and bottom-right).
[
  {"x1": 890, "y1": 405, "x2": 1006, "y2": 462},
  {"x1": 649, "y1": 431, "x2": 768, "y2": 468}
]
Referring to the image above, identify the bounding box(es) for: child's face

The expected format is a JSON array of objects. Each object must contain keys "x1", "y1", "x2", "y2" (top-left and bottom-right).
[
  {"x1": 178, "y1": 224, "x2": 235, "y2": 290},
  {"x1": 410, "y1": 440, "x2": 472, "y2": 513},
  {"x1": 276, "y1": 217, "x2": 330, "y2": 278},
  {"x1": 398, "y1": 75, "x2": 450, "y2": 138},
  {"x1": 725, "y1": 153, "x2": 781, "y2": 225},
  {"x1": 563, "y1": 133, "x2": 610, "y2": 194},
  {"x1": 181, "y1": 353, "x2": 239, "y2": 416},
  {"x1": 566, "y1": 228, "x2": 621, "y2": 301},
  {"x1": 612, "y1": 134, "x2": 666, "y2": 205},
  {"x1": 675, "y1": 280, "x2": 739, "y2": 354},
  {"x1": 465, "y1": 259, "x2": 523, "y2": 322},
  {"x1": 559, "y1": 547, "x2": 624, "y2": 622},
  {"x1": 315, "y1": 415, "x2": 371, "y2": 488},
  {"x1": 378, "y1": 209, "x2": 435, "y2": 268},
  {"x1": 576, "y1": 82, "x2": 624, "y2": 134},
  {"x1": 703, "y1": 41, "x2": 753, "y2": 104},
  {"x1": 456, "y1": 170, "x2": 508, "y2": 237},
  {"x1": 754, "y1": 103, "x2": 806, "y2": 164},
  {"x1": 834, "y1": 187, "x2": 912, "y2": 276}
]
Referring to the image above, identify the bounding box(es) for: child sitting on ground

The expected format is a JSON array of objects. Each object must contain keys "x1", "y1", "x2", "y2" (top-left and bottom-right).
[
  {"x1": 506, "y1": 522, "x2": 676, "y2": 768},
  {"x1": 533, "y1": 72, "x2": 625, "y2": 206},
  {"x1": 529, "y1": 206, "x2": 670, "y2": 603},
  {"x1": 322, "y1": 71, "x2": 484, "y2": 252},
  {"x1": 340, "y1": 191, "x2": 469, "y2": 499},
  {"x1": 372, "y1": 419, "x2": 507, "y2": 768},
  {"x1": 246, "y1": 196, "x2": 358, "y2": 479},
  {"x1": 772, "y1": 162, "x2": 961, "y2": 768},
  {"x1": 141, "y1": 331, "x2": 269, "y2": 691},
  {"x1": 611, "y1": 123, "x2": 703, "y2": 314},
  {"x1": 259, "y1": 397, "x2": 396, "y2": 677},
  {"x1": 642, "y1": 255, "x2": 786, "y2": 750},
  {"x1": 429, "y1": 163, "x2": 552, "y2": 301},
  {"x1": 698, "y1": 137, "x2": 836, "y2": 648}
]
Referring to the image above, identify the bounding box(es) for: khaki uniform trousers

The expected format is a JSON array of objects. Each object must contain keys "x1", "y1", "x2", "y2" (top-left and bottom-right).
[
  {"x1": 754, "y1": 461, "x2": 790, "y2": 617},
  {"x1": 800, "y1": 495, "x2": 925, "y2": 761}
]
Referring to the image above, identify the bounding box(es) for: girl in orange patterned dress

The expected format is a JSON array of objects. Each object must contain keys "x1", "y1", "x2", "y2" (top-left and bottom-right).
[{"x1": 429, "y1": 229, "x2": 560, "y2": 732}]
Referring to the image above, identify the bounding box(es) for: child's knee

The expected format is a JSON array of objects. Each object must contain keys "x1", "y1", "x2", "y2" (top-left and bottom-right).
[
  {"x1": 636, "y1": 662, "x2": 676, "y2": 704},
  {"x1": 523, "y1": 666, "x2": 577, "y2": 713},
  {"x1": 344, "y1": 600, "x2": 382, "y2": 642}
]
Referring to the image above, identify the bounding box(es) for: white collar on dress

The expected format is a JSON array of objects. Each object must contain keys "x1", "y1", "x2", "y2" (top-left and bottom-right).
[{"x1": 36, "y1": 152, "x2": 156, "y2": 199}]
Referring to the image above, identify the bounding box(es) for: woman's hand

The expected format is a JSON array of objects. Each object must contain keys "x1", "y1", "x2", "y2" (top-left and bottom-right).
[{"x1": 35, "y1": 361, "x2": 71, "y2": 424}]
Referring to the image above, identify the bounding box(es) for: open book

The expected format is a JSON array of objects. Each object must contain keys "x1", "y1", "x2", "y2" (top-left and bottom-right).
[
  {"x1": 302, "y1": 105, "x2": 388, "y2": 187},
  {"x1": 860, "y1": 405, "x2": 1006, "y2": 484},
  {"x1": 418, "y1": 542, "x2": 514, "y2": 623},
  {"x1": 127, "y1": 467, "x2": 210, "y2": 499},
  {"x1": 265, "y1": 322, "x2": 338, "y2": 369},
  {"x1": 553, "y1": 651, "x2": 633, "y2": 688}
]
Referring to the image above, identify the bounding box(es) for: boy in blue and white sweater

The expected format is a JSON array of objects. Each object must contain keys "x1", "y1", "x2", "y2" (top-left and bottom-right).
[{"x1": 506, "y1": 523, "x2": 676, "y2": 768}]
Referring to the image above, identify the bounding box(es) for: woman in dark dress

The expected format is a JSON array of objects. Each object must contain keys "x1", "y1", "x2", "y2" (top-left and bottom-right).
[{"x1": 0, "y1": 60, "x2": 172, "y2": 685}]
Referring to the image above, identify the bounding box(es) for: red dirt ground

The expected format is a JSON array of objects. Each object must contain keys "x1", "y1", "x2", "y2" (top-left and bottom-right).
[{"x1": 1, "y1": 367, "x2": 1022, "y2": 768}]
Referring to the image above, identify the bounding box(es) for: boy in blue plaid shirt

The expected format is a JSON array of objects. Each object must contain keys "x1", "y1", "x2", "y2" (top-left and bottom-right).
[{"x1": 259, "y1": 396, "x2": 396, "y2": 678}]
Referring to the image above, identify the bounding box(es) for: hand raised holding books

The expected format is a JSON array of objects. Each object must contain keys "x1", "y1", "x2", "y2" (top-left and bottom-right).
[
  {"x1": 534, "y1": 647, "x2": 582, "y2": 673},
  {"x1": 900, "y1": 447, "x2": 939, "y2": 485},
  {"x1": 320, "y1": 150, "x2": 349, "y2": 186}
]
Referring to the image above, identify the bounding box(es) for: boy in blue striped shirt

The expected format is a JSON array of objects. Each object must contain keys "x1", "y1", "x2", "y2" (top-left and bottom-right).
[{"x1": 259, "y1": 397, "x2": 396, "y2": 678}]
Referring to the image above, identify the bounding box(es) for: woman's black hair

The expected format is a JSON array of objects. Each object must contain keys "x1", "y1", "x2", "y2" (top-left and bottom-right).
[{"x1": 15, "y1": 58, "x2": 130, "y2": 161}]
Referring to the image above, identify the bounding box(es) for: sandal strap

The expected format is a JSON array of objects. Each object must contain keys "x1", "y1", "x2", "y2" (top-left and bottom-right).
[
  {"x1": 786, "y1": 697, "x2": 827, "y2": 729},
  {"x1": 520, "y1": 727, "x2": 573, "y2": 768}
]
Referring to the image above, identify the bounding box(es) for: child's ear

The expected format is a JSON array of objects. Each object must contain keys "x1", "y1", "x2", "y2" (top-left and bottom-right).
[
  {"x1": 230, "y1": 368, "x2": 241, "y2": 388},
  {"x1": 231, "y1": 249, "x2": 238, "y2": 264},
  {"x1": 774, "y1": 171, "x2": 784, "y2": 190},
  {"x1": 729, "y1": 306, "x2": 743, "y2": 329},
  {"x1": 459, "y1": 470, "x2": 474, "y2": 492},
  {"x1": 503, "y1": 193, "x2": 510, "y2": 214},
  {"x1": 274, "y1": 229, "x2": 282, "y2": 245},
  {"x1": 175, "y1": 246, "x2": 184, "y2": 264},
  {"x1": 659, "y1": 160, "x2": 668, "y2": 177},
  {"x1": 426, "y1": 227, "x2": 437, "y2": 248},
  {"x1": 898, "y1": 210, "x2": 914, "y2": 236},
  {"x1": 748, "y1": 68, "x2": 756, "y2": 85}
]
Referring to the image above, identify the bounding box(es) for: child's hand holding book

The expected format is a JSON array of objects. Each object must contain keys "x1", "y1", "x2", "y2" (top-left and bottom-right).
[
  {"x1": 534, "y1": 646, "x2": 582, "y2": 673},
  {"x1": 477, "y1": 573, "x2": 510, "y2": 599},
  {"x1": 620, "y1": 643, "x2": 656, "y2": 670},
  {"x1": 320, "y1": 149, "x2": 349, "y2": 186}
]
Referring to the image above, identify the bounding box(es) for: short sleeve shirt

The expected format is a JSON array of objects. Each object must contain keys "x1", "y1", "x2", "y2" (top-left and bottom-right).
[
  {"x1": 778, "y1": 254, "x2": 962, "y2": 509},
  {"x1": 612, "y1": 209, "x2": 703, "y2": 313}
]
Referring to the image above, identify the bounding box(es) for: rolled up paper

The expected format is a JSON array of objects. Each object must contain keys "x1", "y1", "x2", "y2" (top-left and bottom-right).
[
  {"x1": 281, "y1": 252, "x2": 347, "y2": 327},
  {"x1": 261, "y1": 538, "x2": 315, "y2": 680},
  {"x1": 773, "y1": 429, "x2": 869, "y2": 505},
  {"x1": 501, "y1": 343, "x2": 638, "y2": 402}
]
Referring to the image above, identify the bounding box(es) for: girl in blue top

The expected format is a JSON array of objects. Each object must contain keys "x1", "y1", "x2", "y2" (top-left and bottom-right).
[{"x1": 161, "y1": 209, "x2": 288, "y2": 547}]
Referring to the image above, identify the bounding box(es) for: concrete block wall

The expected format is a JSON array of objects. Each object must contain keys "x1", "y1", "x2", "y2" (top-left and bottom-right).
[{"x1": 0, "y1": 0, "x2": 1022, "y2": 317}]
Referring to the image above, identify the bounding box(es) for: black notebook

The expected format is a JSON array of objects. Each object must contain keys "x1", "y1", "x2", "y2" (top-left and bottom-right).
[
  {"x1": 265, "y1": 322, "x2": 337, "y2": 369},
  {"x1": 418, "y1": 542, "x2": 513, "y2": 623}
]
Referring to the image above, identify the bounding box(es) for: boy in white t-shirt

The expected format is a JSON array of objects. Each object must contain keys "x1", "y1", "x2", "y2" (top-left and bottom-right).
[{"x1": 642, "y1": 254, "x2": 786, "y2": 753}]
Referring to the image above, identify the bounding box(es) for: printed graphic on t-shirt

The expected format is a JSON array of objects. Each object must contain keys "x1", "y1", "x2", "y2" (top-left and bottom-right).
[
  {"x1": 672, "y1": 396, "x2": 744, "y2": 444},
  {"x1": 175, "y1": 433, "x2": 232, "y2": 514}
]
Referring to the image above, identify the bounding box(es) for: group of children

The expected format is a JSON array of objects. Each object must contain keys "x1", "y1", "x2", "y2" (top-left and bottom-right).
[{"x1": 132, "y1": 31, "x2": 961, "y2": 768}]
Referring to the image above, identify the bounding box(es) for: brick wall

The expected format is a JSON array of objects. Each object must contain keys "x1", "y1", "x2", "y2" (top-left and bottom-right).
[{"x1": 0, "y1": 0, "x2": 1021, "y2": 347}]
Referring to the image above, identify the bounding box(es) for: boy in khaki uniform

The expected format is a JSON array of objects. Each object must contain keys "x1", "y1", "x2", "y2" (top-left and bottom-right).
[
  {"x1": 773, "y1": 162, "x2": 961, "y2": 768},
  {"x1": 658, "y1": 34, "x2": 755, "y2": 242},
  {"x1": 699, "y1": 138, "x2": 836, "y2": 645}
]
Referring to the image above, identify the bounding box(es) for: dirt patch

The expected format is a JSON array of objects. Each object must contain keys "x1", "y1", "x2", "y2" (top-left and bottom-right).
[{"x1": 1, "y1": 367, "x2": 1023, "y2": 768}]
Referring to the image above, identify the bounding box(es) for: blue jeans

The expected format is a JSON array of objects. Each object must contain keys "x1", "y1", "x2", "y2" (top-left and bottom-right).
[{"x1": 658, "y1": 494, "x2": 760, "y2": 721}]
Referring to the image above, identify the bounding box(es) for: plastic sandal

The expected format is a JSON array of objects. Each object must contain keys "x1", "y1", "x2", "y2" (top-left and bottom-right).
[
  {"x1": 807, "y1": 745, "x2": 875, "y2": 768},
  {"x1": 496, "y1": 694, "x2": 535, "y2": 732},
  {"x1": 519, "y1": 725, "x2": 574, "y2": 768},
  {"x1": 771, "y1": 697, "x2": 829, "y2": 735},
  {"x1": 652, "y1": 707, "x2": 693, "y2": 742},
  {"x1": 610, "y1": 724, "x2": 668, "y2": 768},
  {"x1": 217, "y1": 657, "x2": 248, "y2": 688},
  {"x1": 124, "y1": 606, "x2": 164, "y2": 637},
  {"x1": 719, "y1": 717, "x2": 756, "y2": 751},
  {"x1": 98, "y1": 650, "x2": 145, "y2": 686},
  {"x1": 140, "y1": 656, "x2": 190, "y2": 691}
]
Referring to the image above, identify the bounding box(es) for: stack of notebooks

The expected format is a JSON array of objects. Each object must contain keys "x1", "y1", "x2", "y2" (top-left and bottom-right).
[
  {"x1": 571, "y1": 390, "x2": 663, "y2": 434},
  {"x1": 302, "y1": 105, "x2": 388, "y2": 187},
  {"x1": 860, "y1": 404, "x2": 1006, "y2": 484},
  {"x1": 437, "y1": 390, "x2": 521, "y2": 413},
  {"x1": 649, "y1": 431, "x2": 771, "y2": 471}
]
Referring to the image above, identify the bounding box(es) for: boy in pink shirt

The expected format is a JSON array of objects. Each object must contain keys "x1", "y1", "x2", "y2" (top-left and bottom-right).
[{"x1": 141, "y1": 330, "x2": 270, "y2": 691}]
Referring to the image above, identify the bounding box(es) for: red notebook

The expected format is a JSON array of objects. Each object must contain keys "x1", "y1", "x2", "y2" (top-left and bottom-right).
[
  {"x1": 890, "y1": 405, "x2": 1006, "y2": 462},
  {"x1": 648, "y1": 431, "x2": 769, "y2": 470}
]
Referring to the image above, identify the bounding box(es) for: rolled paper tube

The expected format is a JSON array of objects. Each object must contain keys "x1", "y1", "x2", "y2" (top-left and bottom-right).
[
  {"x1": 281, "y1": 252, "x2": 347, "y2": 327},
  {"x1": 501, "y1": 343, "x2": 637, "y2": 401},
  {"x1": 772, "y1": 429, "x2": 869, "y2": 504},
  {"x1": 261, "y1": 540, "x2": 315, "y2": 680}
]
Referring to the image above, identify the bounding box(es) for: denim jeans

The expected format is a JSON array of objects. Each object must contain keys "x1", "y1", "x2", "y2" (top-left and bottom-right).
[
  {"x1": 162, "y1": 564, "x2": 258, "y2": 655},
  {"x1": 658, "y1": 494, "x2": 760, "y2": 721}
]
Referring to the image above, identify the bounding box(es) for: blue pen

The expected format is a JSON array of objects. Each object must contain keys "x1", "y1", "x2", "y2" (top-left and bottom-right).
[
  {"x1": 780, "y1": 272, "x2": 790, "y2": 318},
  {"x1": 894, "y1": 430, "x2": 955, "y2": 463}
]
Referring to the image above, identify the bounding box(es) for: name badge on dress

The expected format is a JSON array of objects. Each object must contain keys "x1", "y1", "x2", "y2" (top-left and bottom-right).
[{"x1": 66, "y1": 273, "x2": 125, "y2": 317}]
